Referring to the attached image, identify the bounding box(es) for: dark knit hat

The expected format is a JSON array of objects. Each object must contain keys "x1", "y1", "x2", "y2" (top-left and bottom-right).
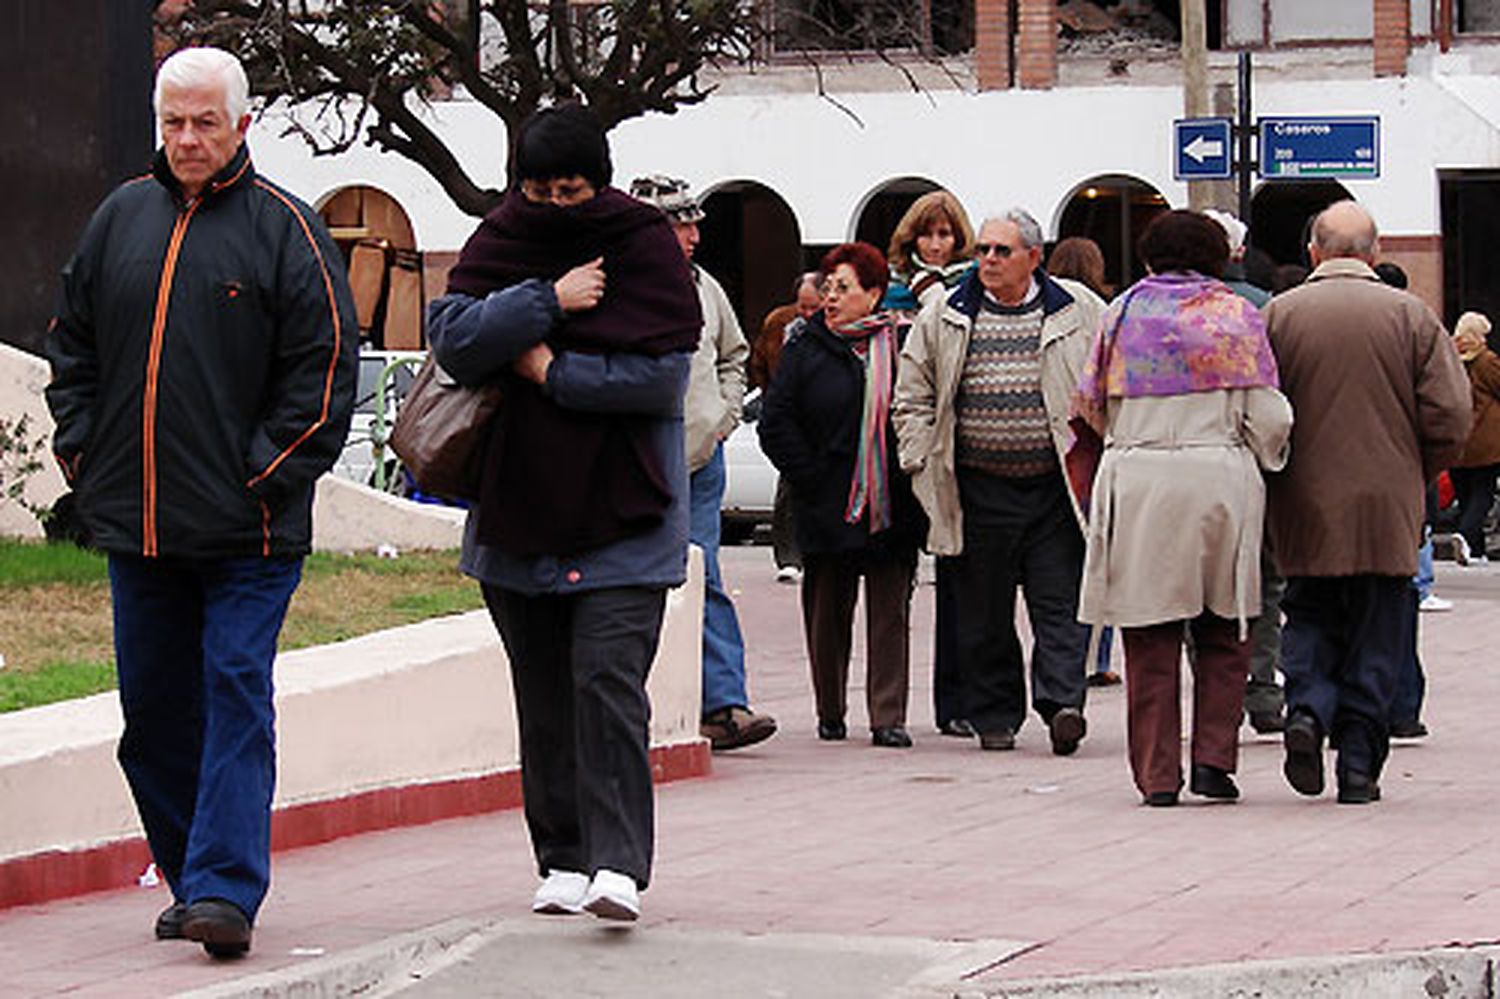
[{"x1": 513, "y1": 103, "x2": 612, "y2": 190}]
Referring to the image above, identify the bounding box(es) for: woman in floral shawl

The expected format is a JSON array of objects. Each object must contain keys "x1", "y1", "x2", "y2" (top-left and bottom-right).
[{"x1": 1067, "y1": 210, "x2": 1293, "y2": 807}]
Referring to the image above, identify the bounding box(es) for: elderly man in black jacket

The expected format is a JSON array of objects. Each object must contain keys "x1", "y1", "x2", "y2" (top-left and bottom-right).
[{"x1": 45, "y1": 47, "x2": 357, "y2": 957}]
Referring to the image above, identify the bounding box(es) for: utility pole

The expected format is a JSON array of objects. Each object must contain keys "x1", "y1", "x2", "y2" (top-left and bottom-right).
[{"x1": 1181, "y1": 0, "x2": 1212, "y2": 211}]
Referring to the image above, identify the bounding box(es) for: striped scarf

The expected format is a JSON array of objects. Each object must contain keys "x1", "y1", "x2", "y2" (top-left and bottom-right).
[{"x1": 833, "y1": 312, "x2": 899, "y2": 533}]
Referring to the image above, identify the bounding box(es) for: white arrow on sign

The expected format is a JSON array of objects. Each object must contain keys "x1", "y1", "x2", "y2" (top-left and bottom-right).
[{"x1": 1184, "y1": 134, "x2": 1225, "y2": 163}]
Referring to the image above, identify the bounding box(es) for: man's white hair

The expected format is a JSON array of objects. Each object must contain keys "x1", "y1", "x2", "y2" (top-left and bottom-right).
[{"x1": 154, "y1": 47, "x2": 250, "y2": 122}]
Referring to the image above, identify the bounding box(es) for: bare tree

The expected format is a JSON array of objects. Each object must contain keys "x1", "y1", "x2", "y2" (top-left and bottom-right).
[
  {"x1": 162, "y1": 1, "x2": 961, "y2": 216},
  {"x1": 163, "y1": 1, "x2": 765, "y2": 217}
]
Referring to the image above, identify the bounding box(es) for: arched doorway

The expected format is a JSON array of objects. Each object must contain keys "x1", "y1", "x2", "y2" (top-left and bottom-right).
[
  {"x1": 317, "y1": 185, "x2": 423, "y2": 350},
  {"x1": 1250, "y1": 179, "x2": 1353, "y2": 266},
  {"x1": 697, "y1": 181, "x2": 804, "y2": 337},
  {"x1": 852, "y1": 176, "x2": 944, "y2": 260},
  {"x1": 1055, "y1": 175, "x2": 1169, "y2": 297}
]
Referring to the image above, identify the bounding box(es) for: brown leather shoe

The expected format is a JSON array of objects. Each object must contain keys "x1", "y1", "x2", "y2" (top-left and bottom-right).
[
  {"x1": 1048, "y1": 707, "x2": 1087, "y2": 756},
  {"x1": 701, "y1": 706, "x2": 777, "y2": 751}
]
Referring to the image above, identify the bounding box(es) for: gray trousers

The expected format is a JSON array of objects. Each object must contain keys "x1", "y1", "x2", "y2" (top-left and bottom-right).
[{"x1": 482, "y1": 584, "x2": 665, "y2": 890}]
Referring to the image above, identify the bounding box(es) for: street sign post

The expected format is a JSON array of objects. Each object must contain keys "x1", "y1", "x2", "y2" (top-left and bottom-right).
[
  {"x1": 1173, "y1": 117, "x2": 1234, "y2": 181},
  {"x1": 1259, "y1": 115, "x2": 1380, "y2": 179}
]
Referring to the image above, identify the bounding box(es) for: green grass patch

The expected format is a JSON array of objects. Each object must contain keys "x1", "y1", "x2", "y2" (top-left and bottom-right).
[
  {"x1": 0, "y1": 538, "x2": 108, "y2": 588},
  {"x1": 0, "y1": 546, "x2": 481, "y2": 713},
  {"x1": 0, "y1": 659, "x2": 116, "y2": 713}
]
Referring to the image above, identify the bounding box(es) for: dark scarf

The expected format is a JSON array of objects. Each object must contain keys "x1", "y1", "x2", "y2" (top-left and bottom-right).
[{"x1": 449, "y1": 188, "x2": 702, "y2": 557}]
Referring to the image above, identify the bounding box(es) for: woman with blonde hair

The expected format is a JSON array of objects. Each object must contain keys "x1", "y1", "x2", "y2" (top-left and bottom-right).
[
  {"x1": 885, "y1": 190, "x2": 975, "y2": 313},
  {"x1": 883, "y1": 190, "x2": 975, "y2": 737},
  {"x1": 1449, "y1": 310, "x2": 1500, "y2": 565}
]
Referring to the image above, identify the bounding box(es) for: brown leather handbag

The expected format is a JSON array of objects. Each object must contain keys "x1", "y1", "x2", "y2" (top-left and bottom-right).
[{"x1": 389, "y1": 355, "x2": 502, "y2": 501}]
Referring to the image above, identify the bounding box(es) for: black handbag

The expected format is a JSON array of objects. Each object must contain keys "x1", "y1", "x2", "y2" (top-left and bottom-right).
[{"x1": 388, "y1": 354, "x2": 503, "y2": 501}]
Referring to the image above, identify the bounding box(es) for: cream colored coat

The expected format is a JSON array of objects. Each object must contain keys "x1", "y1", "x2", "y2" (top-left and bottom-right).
[
  {"x1": 1076, "y1": 388, "x2": 1293, "y2": 632},
  {"x1": 894, "y1": 274, "x2": 1103, "y2": 555},
  {"x1": 684, "y1": 266, "x2": 749, "y2": 472}
]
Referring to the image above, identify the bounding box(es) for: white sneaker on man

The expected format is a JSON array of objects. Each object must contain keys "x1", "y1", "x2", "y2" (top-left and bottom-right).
[
  {"x1": 775, "y1": 565, "x2": 803, "y2": 584},
  {"x1": 1454, "y1": 535, "x2": 1473, "y2": 566},
  {"x1": 532, "y1": 870, "x2": 589, "y2": 915},
  {"x1": 1419, "y1": 594, "x2": 1454, "y2": 612},
  {"x1": 582, "y1": 869, "x2": 640, "y2": 922}
]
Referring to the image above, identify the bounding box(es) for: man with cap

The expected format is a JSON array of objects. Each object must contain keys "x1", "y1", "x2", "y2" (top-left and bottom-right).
[{"x1": 629, "y1": 175, "x2": 777, "y2": 751}]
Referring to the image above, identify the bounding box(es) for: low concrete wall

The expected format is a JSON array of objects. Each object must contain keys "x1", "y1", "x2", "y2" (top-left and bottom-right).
[
  {"x1": 0, "y1": 341, "x2": 465, "y2": 554},
  {"x1": 0, "y1": 550, "x2": 706, "y2": 905},
  {"x1": 0, "y1": 343, "x2": 66, "y2": 539}
]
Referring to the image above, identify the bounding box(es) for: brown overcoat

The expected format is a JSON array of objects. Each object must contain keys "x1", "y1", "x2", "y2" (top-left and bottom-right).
[
  {"x1": 1455, "y1": 347, "x2": 1500, "y2": 468},
  {"x1": 1263, "y1": 258, "x2": 1471, "y2": 577}
]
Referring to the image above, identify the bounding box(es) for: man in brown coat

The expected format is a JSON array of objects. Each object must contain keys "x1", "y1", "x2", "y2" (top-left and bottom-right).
[{"x1": 1264, "y1": 200, "x2": 1470, "y2": 805}]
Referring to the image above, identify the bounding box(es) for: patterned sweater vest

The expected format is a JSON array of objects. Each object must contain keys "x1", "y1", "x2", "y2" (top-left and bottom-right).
[{"x1": 955, "y1": 295, "x2": 1057, "y2": 477}]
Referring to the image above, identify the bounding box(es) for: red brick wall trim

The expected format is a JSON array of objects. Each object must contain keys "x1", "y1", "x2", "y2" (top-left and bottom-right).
[
  {"x1": 0, "y1": 740, "x2": 711, "y2": 911},
  {"x1": 1379, "y1": 234, "x2": 1442, "y2": 251}
]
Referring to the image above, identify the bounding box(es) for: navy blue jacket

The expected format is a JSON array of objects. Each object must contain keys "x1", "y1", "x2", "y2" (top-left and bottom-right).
[
  {"x1": 427, "y1": 282, "x2": 691, "y2": 595},
  {"x1": 758, "y1": 312, "x2": 925, "y2": 557}
]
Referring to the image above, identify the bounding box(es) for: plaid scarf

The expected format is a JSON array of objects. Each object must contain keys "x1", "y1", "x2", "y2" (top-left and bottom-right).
[{"x1": 832, "y1": 312, "x2": 899, "y2": 533}]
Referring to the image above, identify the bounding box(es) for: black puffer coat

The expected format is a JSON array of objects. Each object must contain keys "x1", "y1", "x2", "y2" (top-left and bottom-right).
[
  {"x1": 46, "y1": 144, "x2": 358, "y2": 559},
  {"x1": 758, "y1": 312, "x2": 925, "y2": 557}
]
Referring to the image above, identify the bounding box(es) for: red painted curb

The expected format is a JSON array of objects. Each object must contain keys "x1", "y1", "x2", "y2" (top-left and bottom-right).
[{"x1": 0, "y1": 740, "x2": 710, "y2": 911}]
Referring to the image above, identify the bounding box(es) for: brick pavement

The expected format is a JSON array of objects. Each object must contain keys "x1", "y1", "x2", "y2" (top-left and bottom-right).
[{"x1": 2, "y1": 548, "x2": 1498, "y2": 996}]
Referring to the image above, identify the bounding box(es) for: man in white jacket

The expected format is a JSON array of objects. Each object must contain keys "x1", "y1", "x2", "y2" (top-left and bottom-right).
[{"x1": 631, "y1": 175, "x2": 777, "y2": 751}]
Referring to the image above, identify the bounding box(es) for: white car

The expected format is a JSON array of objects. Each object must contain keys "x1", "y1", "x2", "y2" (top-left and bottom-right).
[{"x1": 721, "y1": 388, "x2": 778, "y2": 543}]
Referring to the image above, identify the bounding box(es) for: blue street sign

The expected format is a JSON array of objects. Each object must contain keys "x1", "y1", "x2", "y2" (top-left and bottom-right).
[
  {"x1": 1173, "y1": 117, "x2": 1234, "y2": 180},
  {"x1": 1259, "y1": 115, "x2": 1380, "y2": 179}
]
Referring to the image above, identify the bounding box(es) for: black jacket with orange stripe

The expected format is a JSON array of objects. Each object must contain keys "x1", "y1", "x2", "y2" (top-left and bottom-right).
[{"x1": 45, "y1": 144, "x2": 358, "y2": 559}]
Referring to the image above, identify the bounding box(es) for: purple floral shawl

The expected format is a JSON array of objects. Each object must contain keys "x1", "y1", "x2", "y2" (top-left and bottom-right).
[
  {"x1": 1071, "y1": 272, "x2": 1279, "y2": 436},
  {"x1": 1065, "y1": 272, "x2": 1279, "y2": 514}
]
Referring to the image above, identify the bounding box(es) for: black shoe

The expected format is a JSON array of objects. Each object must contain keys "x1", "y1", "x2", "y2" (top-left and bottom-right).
[
  {"x1": 1390, "y1": 719, "x2": 1429, "y2": 739},
  {"x1": 1087, "y1": 670, "x2": 1122, "y2": 688},
  {"x1": 181, "y1": 898, "x2": 252, "y2": 959},
  {"x1": 817, "y1": 719, "x2": 847, "y2": 741},
  {"x1": 1143, "y1": 791, "x2": 1179, "y2": 807},
  {"x1": 1337, "y1": 770, "x2": 1382, "y2": 804},
  {"x1": 1248, "y1": 710, "x2": 1286, "y2": 734},
  {"x1": 1048, "y1": 708, "x2": 1087, "y2": 756},
  {"x1": 938, "y1": 718, "x2": 975, "y2": 738},
  {"x1": 871, "y1": 726, "x2": 913, "y2": 748},
  {"x1": 154, "y1": 901, "x2": 188, "y2": 941},
  {"x1": 1189, "y1": 763, "x2": 1240, "y2": 801},
  {"x1": 979, "y1": 728, "x2": 1016, "y2": 751},
  {"x1": 1282, "y1": 711, "x2": 1325, "y2": 797}
]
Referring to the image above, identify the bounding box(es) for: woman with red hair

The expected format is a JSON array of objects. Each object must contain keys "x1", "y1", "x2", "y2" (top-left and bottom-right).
[{"x1": 759, "y1": 242, "x2": 927, "y2": 748}]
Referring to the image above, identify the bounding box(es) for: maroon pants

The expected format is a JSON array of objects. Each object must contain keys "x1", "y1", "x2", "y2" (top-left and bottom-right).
[
  {"x1": 1122, "y1": 614, "x2": 1250, "y2": 796},
  {"x1": 800, "y1": 550, "x2": 913, "y2": 731}
]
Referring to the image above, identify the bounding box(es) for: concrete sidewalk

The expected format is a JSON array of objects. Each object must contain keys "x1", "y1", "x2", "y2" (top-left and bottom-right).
[{"x1": 4, "y1": 549, "x2": 1500, "y2": 997}]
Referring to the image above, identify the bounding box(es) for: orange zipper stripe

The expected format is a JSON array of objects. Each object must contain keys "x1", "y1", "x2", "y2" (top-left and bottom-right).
[
  {"x1": 260, "y1": 500, "x2": 272, "y2": 556},
  {"x1": 244, "y1": 180, "x2": 344, "y2": 492},
  {"x1": 141, "y1": 202, "x2": 200, "y2": 557}
]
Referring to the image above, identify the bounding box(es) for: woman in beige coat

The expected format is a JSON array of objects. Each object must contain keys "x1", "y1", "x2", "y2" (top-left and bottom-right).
[{"x1": 1067, "y1": 211, "x2": 1293, "y2": 807}]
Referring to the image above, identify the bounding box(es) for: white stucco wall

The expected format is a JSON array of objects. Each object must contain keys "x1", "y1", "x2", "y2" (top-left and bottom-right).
[{"x1": 245, "y1": 65, "x2": 1500, "y2": 253}]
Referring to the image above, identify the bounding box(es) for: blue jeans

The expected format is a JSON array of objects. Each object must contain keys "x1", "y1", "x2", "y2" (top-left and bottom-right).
[
  {"x1": 109, "y1": 553, "x2": 303, "y2": 922},
  {"x1": 1414, "y1": 529, "x2": 1434, "y2": 601},
  {"x1": 689, "y1": 444, "x2": 748, "y2": 715}
]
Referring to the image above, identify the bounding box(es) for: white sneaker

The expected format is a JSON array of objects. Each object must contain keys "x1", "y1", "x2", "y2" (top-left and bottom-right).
[
  {"x1": 582, "y1": 869, "x2": 640, "y2": 922},
  {"x1": 775, "y1": 565, "x2": 803, "y2": 584},
  {"x1": 532, "y1": 870, "x2": 589, "y2": 915},
  {"x1": 1454, "y1": 535, "x2": 1472, "y2": 566},
  {"x1": 1419, "y1": 594, "x2": 1454, "y2": 612}
]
